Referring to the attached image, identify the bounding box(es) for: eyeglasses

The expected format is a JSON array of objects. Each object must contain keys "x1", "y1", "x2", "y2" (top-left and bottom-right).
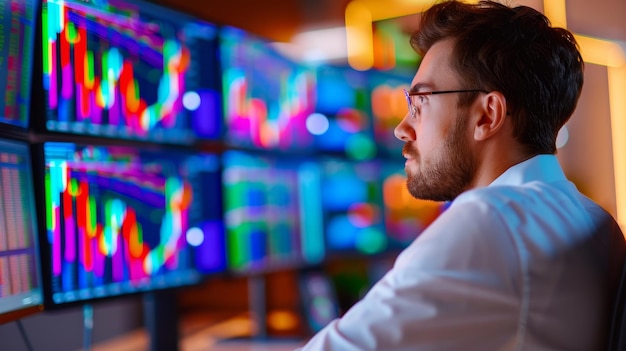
[{"x1": 403, "y1": 89, "x2": 488, "y2": 118}]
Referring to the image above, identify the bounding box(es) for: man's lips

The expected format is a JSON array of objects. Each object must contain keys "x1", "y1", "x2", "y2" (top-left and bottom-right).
[{"x1": 402, "y1": 144, "x2": 417, "y2": 161}]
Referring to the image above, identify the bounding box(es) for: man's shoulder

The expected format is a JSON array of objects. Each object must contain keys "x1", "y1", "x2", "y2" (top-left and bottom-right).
[
  {"x1": 453, "y1": 180, "x2": 585, "y2": 213},
  {"x1": 437, "y1": 179, "x2": 621, "y2": 254}
]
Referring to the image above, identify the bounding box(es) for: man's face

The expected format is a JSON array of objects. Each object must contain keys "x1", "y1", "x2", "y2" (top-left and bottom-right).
[{"x1": 394, "y1": 39, "x2": 477, "y2": 202}]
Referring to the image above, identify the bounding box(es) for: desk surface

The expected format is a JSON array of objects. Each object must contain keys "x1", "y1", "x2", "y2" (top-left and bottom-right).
[{"x1": 84, "y1": 312, "x2": 306, "y2": 351}]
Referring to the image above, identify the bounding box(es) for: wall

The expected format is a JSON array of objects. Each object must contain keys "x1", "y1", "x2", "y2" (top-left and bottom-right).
[{"x1": 557, "y1": 63, "x2": 618, "y2": 216}]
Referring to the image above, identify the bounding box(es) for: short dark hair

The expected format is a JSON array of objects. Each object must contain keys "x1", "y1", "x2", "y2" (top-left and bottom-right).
[{"x1": 411, "y1": 0, "x2": 584, "y2": 154}]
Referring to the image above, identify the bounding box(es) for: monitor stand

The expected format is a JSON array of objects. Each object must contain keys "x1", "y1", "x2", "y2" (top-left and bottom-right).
[
  {"x1": 143, "y1": 290, "x2": 180, "y2": 351},
  {"x1": 215, "y1": 274, "x2": 304, "y2": 347},
  {"x1": 248, "y1": 274, "x2": 268, "y2": 339},
  {"x1": 83, "y1": 303, "x2": 93, "y2": 351}
]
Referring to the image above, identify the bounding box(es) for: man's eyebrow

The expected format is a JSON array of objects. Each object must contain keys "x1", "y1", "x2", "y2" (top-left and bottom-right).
[{"x1": 410, "y1": 83, "x2": 433, "y2": 93}]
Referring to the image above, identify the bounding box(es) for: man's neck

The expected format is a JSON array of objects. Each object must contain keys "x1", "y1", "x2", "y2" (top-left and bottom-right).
[{"x1": 470, "y1": 140, "x2": 536, "y2": 189}]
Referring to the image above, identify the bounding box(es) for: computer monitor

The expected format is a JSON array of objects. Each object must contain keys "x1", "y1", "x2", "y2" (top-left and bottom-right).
[
  {"x1": 368, "y1": 69, "x2": 413, "y2": 158},
  {"x1": 222, "y1": 150, "x2": 324, "y2": 273},
  {"x1": 320, "y1": 158, "x2": 387, "y2": 257},
  {"x1": 219, "y1": 26, "x2": 316, "y2": 152},
  {"x1": 381, "y1": 162, "x2": 449, "y2": 249},
  {"x1": 0, "y1": 138, "x2": 43, "y2": 324},
  {"x1": 311, "y1": 65, "x2": 376, "y2": 160},
  {"x1": 298, "y1": 269, "x2": 339, "y2": 333},
  {"x1": 41, "y1": 0, "x2": 221, "y2": 143},
  {"x1": 37, "y1": 141, "x2": 225, "y2": 308},
  {"x1": 0, "y1": 0, "x2": 38, "y2": 129}
]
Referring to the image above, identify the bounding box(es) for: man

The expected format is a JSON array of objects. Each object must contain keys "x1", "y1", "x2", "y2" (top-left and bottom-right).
[{"x1": 297, "y1": 1, "x2": 626, "y2": 350}]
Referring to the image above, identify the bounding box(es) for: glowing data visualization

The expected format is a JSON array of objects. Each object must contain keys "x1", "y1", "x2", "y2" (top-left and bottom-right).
[
  {"x1": 222, "y1": 150, "x2": 324, "y2": 272},
  {"x1": 369, "y1": 69, "x2": 412, "y2": 158},
  {"x1": 42, "y1": 142, "x2": 225, "y2": 306},
  {"x1": 0, "y1": 138, "x2": 42, "y2": 323},
  {"x1": 381, "y1": 162, "x2": 448, "y2": 249},
  {"x1": 220, "y1": 26, "x2": 316, "y2": 151},
  {"x1": 320, "y1": 158, "x2": 387, "y2": 256},
  {"x1": 42, "y1": 0, "x2": 222, "y2": 143},
  {"x1": 311, "y1": 65, "x2": 376, "y2": 160},
  {"x1": 0, "y1": 0, "x2": 37, "y2": 128}
]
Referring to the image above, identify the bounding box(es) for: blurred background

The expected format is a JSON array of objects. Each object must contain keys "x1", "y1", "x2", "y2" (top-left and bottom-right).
[{"x1": 0, "y1": 0, "x2": 624, "y2": 350}]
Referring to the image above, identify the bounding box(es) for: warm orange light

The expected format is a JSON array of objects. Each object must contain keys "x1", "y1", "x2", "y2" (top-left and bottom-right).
[
  {"x1": 543, "y1": 0, "x2": 567, "y2": 28},
  {"x1": 607, "y1": 65, "x2": 626, "y2": 230},
  {"x1": 267, "y1": 310, "x2": 300, "y2": 331},
  {"x1": 575, "y1": 35, "x2": 626, "y2": 67},
  {"x1": 345, "y1": 1, "x2": 374, "y2": 71},
  {"x1": 345, "y1": 0, "x2": 480, "y2": 70}
]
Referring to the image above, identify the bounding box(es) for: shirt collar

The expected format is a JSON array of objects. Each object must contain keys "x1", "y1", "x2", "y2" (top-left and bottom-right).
[{"x1": 489, "y1": 154, "x2": 567, "y2": 187}]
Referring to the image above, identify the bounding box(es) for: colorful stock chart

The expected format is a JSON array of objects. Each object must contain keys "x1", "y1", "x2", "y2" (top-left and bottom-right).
[
  {"x1": 381, "y1": 162, "x2": 449, "y2": 249},
  {"x1": 41, "y1": 0, "x2": 221, "y2": 143},
  {"x1": 368, "y1": 69, "x2": 412, "y2": 158},
  {"x1": 311, "y1": 65, "x2": 376, "y2": 160},
  {"x1": 0, "y1": 0, "x2": 37, "y2": 128},
  {"x1": 220, "y1": 26, "x2": 316, "y2": 151},
  {"x1": 222, "y1": 150, "x2": 324, "y2": 272},
  {"x1": 42, "y1": 142, "x2": 225, "y2": 306},
  {"x1": 320, "y1": 158, "x2": 387, "y2": 256}
]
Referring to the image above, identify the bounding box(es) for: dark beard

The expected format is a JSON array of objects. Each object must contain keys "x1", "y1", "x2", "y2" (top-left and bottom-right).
[{"x1": 405, "y1": 114, "x2": 476, "y2": 202}]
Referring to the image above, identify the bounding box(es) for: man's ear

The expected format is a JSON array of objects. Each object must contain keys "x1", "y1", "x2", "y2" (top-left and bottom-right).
[{"x1": 473, "y1": 91, "x2": 507, "y2": 141}]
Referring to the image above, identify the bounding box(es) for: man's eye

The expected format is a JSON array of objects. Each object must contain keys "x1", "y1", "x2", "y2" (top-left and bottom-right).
[{"x1": 418, "y1": 95, "x2": 426, "y2": 104}]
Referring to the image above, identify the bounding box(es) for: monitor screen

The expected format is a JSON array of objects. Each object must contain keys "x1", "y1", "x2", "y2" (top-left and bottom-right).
[
  {"x1": 40, "y1": 142, "x2": 225, "y2": 308},
  {"x1": 320, "y1": 158, "x2": 386, "y2": 256},
  {"x1": 381, "y1": 162, "x2": 449, "y2": 249},
  {"x1": 219, "y1": 26, "x2": 316, "y2": 151},
  {"x1": 222, "y1": 150, "x2": 324, "y2": 273},
  {"x1": 311, "y1": 65, "x2": 376, "y2": 160},
  {"x1": 0, "y1": 138, "x2": 43, "y2": 324},
  {"x1": 0, "y1": 0, "x2": 38, "y2": 128},
  {"x1": 368, "y1": 69, "x2": 413, "y2": 158},
  {"x1": 41, "y1": 0, "x2": 221, "y2": 143}
]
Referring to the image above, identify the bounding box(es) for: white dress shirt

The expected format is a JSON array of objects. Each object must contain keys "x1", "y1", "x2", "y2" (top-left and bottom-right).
[{"x1": 297, "y1": 155, "x2": 625, "y2": 351}]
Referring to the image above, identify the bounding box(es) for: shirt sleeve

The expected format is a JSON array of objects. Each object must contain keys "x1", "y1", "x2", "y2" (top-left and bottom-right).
[{"x1": 296, "y1": 199, "x2": 524, "y2": 351}]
